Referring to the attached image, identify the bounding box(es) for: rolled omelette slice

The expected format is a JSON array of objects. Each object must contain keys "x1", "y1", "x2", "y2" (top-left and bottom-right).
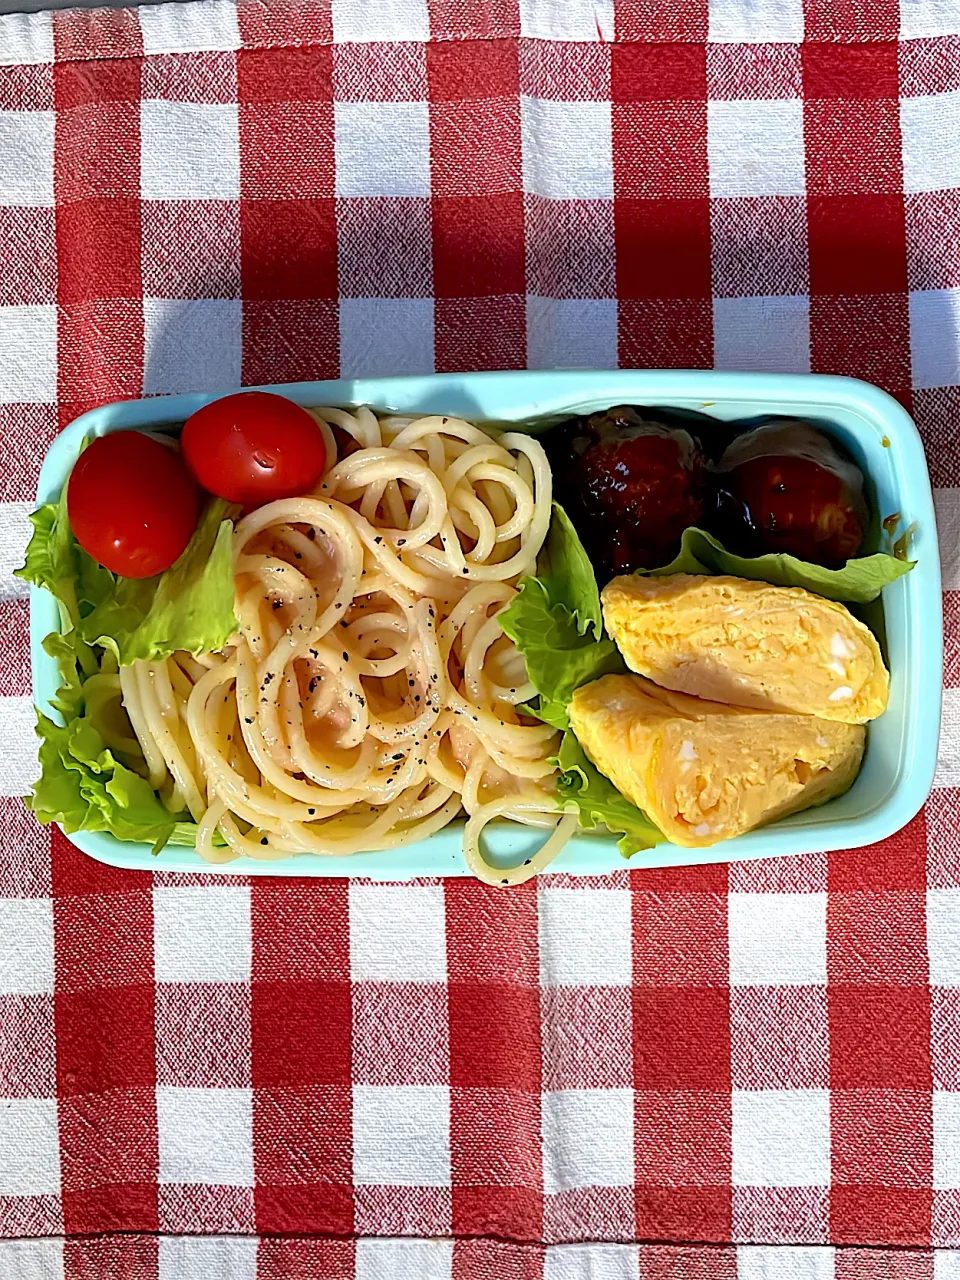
[
  {"x1": 569, "y1": 673, "x2": 865, "y2": 848},
  {"x1": 601, "y1": 573, "x2": 888, "y2": 724}
]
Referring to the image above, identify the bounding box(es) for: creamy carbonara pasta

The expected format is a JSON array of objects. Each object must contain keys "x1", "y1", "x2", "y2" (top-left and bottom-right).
[{"x1": 115, "y1": 408, "x2": 577, "y2": 885}]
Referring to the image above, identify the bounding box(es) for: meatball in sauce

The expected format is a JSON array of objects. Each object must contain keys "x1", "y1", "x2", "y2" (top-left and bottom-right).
[
  {"x1": 548, "y1": 406, "x2": 708, "y2": 577},
  {"x1": 548, "y1": 408, "x2": 869, "y2": 578},
  {"x1": 710, "y1": 419, "x2": 867, "y2": 568}
]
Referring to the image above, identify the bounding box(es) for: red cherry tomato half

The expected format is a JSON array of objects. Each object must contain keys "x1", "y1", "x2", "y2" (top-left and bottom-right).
[
  {"x1": 67, "y1": 431, "x2": 199, "y2": 579},
  {"x1": 180, "y1": 391, "x2": 328, "y2": 506}
]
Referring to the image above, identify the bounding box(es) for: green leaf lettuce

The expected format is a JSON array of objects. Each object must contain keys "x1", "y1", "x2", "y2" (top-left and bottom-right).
[
  {"x1": 651, "y1": 526, "x2": 912, "y2": 604},
  {"x1": 17, "y1": 478, "x2": 238, "y2": 846},
  {"x1": 26, "y1": 630, "x2": 181, "y2": 849},
  {"x1": 554, "y1": 730, "x2": 662, "y2": 857},
  {"x1": 500, "y1": 504, "x2": 661, "y2": 848},
  {"x1": 499, "y1": 578, "x2": 622, "y2": 730},
  {"x1": 77, "y1": 498, "x2": 238, "y2": 664},
  {"x1": 17, "y1": 492, "x2": 238, "y2": 666},
  {"x1": 535, "y1": 501, "x2": 603, "y2": 638},
  {"x1": 500, "y1": 504, "x2": 622, "y2": 731},
  {"x1": 28, "y1": 708, "x2": 179, "y2": 849},
  {"x1": 15, "y1": 488, "x2": 114, "y2": 632}
]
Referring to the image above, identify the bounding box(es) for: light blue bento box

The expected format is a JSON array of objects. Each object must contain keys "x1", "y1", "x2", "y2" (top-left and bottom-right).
[{"x1": 29, "y1": 370, "x2": 944, "y2": 880}]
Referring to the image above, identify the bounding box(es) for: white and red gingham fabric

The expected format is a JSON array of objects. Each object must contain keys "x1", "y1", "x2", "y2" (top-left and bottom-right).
[{"x1": 2, "y1": 0, "x2": 960, "y2": 1275}]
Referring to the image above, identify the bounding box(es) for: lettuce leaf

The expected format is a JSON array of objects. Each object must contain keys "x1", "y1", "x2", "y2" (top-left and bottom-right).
[
  {"x1": 78, "y1": 498, "x2": 238, "y2": 664},
  {"x1": 17, "y1": 480, "x2": 235, "y2": 849},
  {"x1": 15, "y1": 498, "x2": 73, "y2": 609},
  {"x1": 167, "y1": 821, "x2": 227, "y2": 849},
  {"x1": 25, "y1": 626, "x2": 181, "y2": 848},
  {"x1": 536, "y1": 501, "x2": 603, "y2": 638},
  {"x1": 651, "y1": 526, "x2": 913, "y2": 604},
  {"x1": 15, "y1": 489, "x2": 114, "y2": 631},
  {"x1": 500, "y1": 578, "x2": 621, "y2": 729},
  {"x1": 42, "y1": 630, "x2": 89, "y2": 722},
  {"x1": 500, "y1": 503, "x2": 663, "y2": 847},
  {"x1": 18, "y1": 490, "x2": 238, "y2": 667},
  {"x1": 28, "y1": 710, "x2": 179, "y2": 848},
  {"x1": 500, "y1": 501, "x2": 621, "y2": 730},
  {"x1": 554, "y1": 730, "x2": 662, "y2": 857}
]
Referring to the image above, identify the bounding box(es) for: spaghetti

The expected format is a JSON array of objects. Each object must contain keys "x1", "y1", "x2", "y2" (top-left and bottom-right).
[{"x1": 116, "y1": 409, "x2": 577, "y2": 885}]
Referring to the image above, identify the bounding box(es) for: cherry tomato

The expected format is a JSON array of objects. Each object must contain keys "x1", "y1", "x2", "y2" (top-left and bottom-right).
[
  {"x1": 67, "y1": 431, "x2": 199, "y2": 579},
  {"x1": 180, "y1": 391, "x2": 328, "y2": 506}
]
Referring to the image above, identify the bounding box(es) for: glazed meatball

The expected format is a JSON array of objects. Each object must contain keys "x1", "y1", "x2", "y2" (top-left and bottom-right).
[
  {"x1": 710, "y1": 420, "x2": 868, "y2": 567},
  {"x1": 548, "y1": 405, "x2": 707, "y2": 577}
]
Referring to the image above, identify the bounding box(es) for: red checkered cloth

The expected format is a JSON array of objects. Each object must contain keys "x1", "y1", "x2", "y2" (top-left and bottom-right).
[{"x1": 1, "y1": 0, "x2": 959, "y2": 1274}]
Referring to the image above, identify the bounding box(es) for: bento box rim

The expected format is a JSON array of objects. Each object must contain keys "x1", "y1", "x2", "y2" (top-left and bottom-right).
[{"x1": 28, "y1": 369, "x2": 943, "y2": 880}]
